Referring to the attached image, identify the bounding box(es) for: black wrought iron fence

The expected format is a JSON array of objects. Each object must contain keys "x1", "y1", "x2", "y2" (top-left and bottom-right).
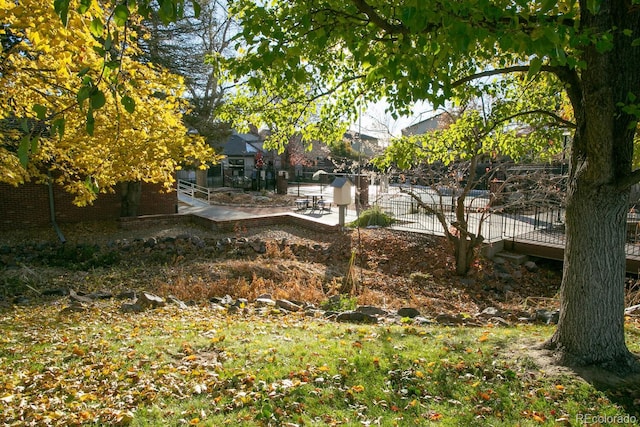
[
  {"x1": 626, "y1": 212, "x2": 640, "y2": 256},
  {"x1": 498, "y1": 206, "x2": 565, "y2": 243},
  {"x1": 374, "y1": 193, "x2": 504, "y2": 243},
  {"x1": 375, "y1": 194, "x2": 640, "y2": 257}
]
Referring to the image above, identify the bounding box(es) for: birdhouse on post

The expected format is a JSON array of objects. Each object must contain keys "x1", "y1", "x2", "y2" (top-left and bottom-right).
[{"x1": 331, "y1": 176, "x2": 353, "y2": 226}]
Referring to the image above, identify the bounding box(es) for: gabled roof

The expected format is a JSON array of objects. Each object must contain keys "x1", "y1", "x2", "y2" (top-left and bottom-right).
[
  {"x1": 223, "y1": 133, "x2": 261, "y2": 156},
  {"x1": 401, "y1": 113, "x2": 445, "y2": 136}
]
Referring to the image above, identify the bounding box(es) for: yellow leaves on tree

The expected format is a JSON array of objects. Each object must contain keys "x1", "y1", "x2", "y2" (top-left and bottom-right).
[{"x1": 0, "y1": 0, "x2": 217, "y2": 205}]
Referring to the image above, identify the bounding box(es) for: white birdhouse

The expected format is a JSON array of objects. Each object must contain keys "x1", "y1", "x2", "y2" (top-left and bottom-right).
[{"x1": 331, "y1": 177, "x2": 353, "y2": 206}]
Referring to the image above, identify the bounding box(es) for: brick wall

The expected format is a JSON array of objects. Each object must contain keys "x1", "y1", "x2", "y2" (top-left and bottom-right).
[{"x1": 0, "y1": 181, "x2": 177, "y2": 230}]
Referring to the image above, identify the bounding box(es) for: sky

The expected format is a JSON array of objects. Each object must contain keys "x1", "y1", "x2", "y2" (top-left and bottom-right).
[{"x1": 351, "y1": 99, "x2": 438, "y2": 141}]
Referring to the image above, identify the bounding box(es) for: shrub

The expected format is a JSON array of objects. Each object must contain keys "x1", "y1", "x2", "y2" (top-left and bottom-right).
[
  {"x1": 349, "y1": 206, "x2": 394, "y2": 228},
  {"x1": 321, "y1": 294, "x2": 358, "y2": 311}
]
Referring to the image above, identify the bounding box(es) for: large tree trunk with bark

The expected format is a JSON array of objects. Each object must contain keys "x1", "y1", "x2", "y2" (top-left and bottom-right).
[
  {"x1": 545, "y1": 0, "x2": 640, "y2": 372},
  {"x1": 547, "y1": 181, "x2": 635, "y2": 370}
]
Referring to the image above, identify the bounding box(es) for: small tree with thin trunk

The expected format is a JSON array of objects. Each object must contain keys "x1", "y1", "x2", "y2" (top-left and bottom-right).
[
  {"x1": 375, "y1": 91, "x2": 564, "y2": 275},
  {"x1": 393, "y1": 162, "x2": 490, "y2": 276}
]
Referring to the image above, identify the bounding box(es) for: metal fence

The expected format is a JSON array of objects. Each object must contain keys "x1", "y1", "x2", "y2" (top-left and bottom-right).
[
  {"x1": 373, "y1": 191, "x2": 508, "y2": 243},
  {"x1": 373, "y1": 192, "x2": 640, "y2": 257}
]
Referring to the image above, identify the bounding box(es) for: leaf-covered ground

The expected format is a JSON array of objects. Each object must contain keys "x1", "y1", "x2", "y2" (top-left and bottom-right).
[
  {"x1": 0, "y1": 219, "x2": 562, "y2": 318},
  {"x1": 1, "y1": 219, "x2": 639, "y2": 426},
  {"x1": 1, "y1": 301, "x2": 639, "y2": 426}
]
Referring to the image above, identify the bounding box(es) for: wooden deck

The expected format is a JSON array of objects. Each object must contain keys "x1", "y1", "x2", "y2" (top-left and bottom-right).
[{"x1": 505, "y1": 229, "x2": 640, "y2": 275}]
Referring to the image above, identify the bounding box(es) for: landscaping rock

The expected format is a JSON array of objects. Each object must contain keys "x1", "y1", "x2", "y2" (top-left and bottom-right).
[
  {"x1": 69, "y1": 289, "x2": 93, "y2": 304},
  {"x1": 397, "y1": 307, "x2": 421, "y2": 318},
  {"x1": 255, "y1": 297, "x2": 277, "y2": 307},
  {"x1": 116, "y1": 290, "x2": 137, "y2": 300},
  {"x1": 120, "y1": 302, "x2": 143, "y2": 313},
  {"x1": 534, "y1": 309, "x2": 559, "y2": 324},
  {"x1": 413, "y1": 316, "x2": 434, "y2": 325},
  {"x1": 190, "y1": 235, "x2": 205, "y2": 248},
  {"x1": 356, "y1": 305, "x2": 388, "y2": 316},
  {"x1": 476, "y1": 307, "x2": 503, "y2": 321},
  {"x1": 1, "y1": 220, "x2": 566, "y2": 331},
  {"x1": 85, "y1": 289, "x2": 113, "y2": 300},
  {"x1": 143, "y1": 237, "x2": 157, "y2": 248},
  {"x1": 276, "y1": 299, "x2": 302, "y2": 312},
  {"x1": 249, "y1": 239, "x2": 266, "y2": 254},
  {"x1": 435, "y1": 313, "x2": 465, "y2": 325},
  {"x1": 168, "y1": 295, "x2": 189, "y2": 309},
  {"x1": 336, "y1": 311, "x2": 378, "y2": 324},
  {"x1": 234, "y1": 298, "x2": 249, "y2": 308},
  {"x1": 220, "y1": 295, "x2": 235, "y2": 306},
  {"x1": 210, "y1": 303, "x2": 227, "y2": 312},
  {"x1": 137, "y1": 292, "x2": 166, "y2": 309},
  {"x1": 625, "y1": 304, "x2": 640, "y2": 315},
  {"x1": 42, "y1": 288, "x2": 69, "y2": 297},
  {"x1": 304, "y1": 308, "x2": 324, "y2": 318},
  {"x1": 216, "y1": 238, "x2": 232, "y2": 251},
  {"x1": 12, "y1": 296, "x2": 29, "y2": 305},
  {"x1": 488, "y1": 317, "x2": 511, "y2": 327}
]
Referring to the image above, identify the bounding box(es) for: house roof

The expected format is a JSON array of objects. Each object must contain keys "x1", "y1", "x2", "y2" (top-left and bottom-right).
[
  {"x1": 401, "y1": 113, "x2": 445, "y2": 136},
  {"x1": 223, "y1": 133, "x2": 262, "y2": 156},
  {"x1": 343, "y1": 131, "x2": 379, "y2": 142}
]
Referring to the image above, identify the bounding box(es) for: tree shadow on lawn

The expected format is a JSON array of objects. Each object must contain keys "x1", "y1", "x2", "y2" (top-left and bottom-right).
[{"x1": 529, "y1": 345, "x2": 640, "y2": 418}]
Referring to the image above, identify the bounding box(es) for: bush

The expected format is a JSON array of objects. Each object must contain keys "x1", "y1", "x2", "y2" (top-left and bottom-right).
[
  {"x1": 321, "y1": 294, "x2": 358, "y2": 311},
  {"x1": 349, "y1": 206, "x2": 394, "y2": 228}
]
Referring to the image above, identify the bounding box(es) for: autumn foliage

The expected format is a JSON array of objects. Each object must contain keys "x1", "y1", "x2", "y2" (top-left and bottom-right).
[{"x1": 0, "y1": 0, "x2": 216, "y2": 205}]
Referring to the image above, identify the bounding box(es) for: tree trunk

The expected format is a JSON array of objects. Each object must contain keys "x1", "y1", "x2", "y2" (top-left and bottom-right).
[
  {"x1": 451, "y1": 162, "x2": 483, "y2": 276},
  {"x1": 120, "y1": 181, "x2": 142, "y2": 217},
  {"x1": 546, "y1": 182, "x2": 637, "y2": 370},
  {"x1": 451, "y1": 200, "x2": 475, "y2": 276},
  {"x1": 196, "y1": 169, "x2": 207, "y2": 188},
  {"x1": 453, "y1": 236, "x2": 474, "y2": 276},
  {"x1": 545, "y1": 0, "x2": 640, "y2": 372}
]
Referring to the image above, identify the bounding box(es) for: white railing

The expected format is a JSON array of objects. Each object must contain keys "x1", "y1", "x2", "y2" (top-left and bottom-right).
[{"x1": 177, "y1": 179, "x2": 213, "y2": 205}]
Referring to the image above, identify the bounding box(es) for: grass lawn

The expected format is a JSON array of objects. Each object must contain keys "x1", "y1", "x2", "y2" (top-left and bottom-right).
[{"x1": 1, "y1": 302, "x2": 638, "y2": 426}]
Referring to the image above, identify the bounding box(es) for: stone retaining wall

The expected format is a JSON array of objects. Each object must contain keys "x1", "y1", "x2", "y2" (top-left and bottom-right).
[{"x1": 119, "y1": 212, "x2": 341, "y2": 234}]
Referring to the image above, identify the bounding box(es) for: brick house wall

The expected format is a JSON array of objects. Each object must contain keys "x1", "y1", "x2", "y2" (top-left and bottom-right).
[{"x1": 0, "y1": 181, "x2": 177, "y2": 230}]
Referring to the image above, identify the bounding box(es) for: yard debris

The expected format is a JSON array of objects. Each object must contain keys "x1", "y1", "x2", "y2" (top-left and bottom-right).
[{"x1": 1, "y1": 220, "x2": 567, "y2": 326}]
